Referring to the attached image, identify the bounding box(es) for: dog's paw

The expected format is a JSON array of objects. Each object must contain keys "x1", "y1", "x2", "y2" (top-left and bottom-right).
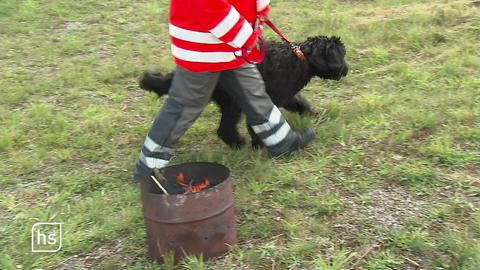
[
  {"x1": 251, "y1": 140, "x2": 264, "y2": 149},
  {"x1": 217, "y1": 129, "x2": 246, "y2": 149},
  {"x1": 230, "y1": 137, "x2": 246, "y2": 149}
]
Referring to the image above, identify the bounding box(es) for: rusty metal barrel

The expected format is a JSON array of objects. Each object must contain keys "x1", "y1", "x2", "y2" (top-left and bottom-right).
[{"x1": 140, "y1": 162, "x2": 236, "y2": 263}]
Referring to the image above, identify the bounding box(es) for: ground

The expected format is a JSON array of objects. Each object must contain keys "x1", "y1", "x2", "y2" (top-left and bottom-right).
[{"x1": 1, "y1": 0, "x2": 479, "y2": 269}]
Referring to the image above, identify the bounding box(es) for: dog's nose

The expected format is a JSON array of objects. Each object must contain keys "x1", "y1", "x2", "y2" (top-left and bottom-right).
[
  {"x1": 342, "y1": 65, "x2": 349, "y2": 76},
  {"x1": 336, "y1": 64, "x2": 348, "y2": 80}
]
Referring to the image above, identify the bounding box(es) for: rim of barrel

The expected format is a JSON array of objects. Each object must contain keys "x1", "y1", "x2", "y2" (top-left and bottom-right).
[
  {"x1": 163, "y1": 161, "x2": 230, "y2": 175},
  {"x1": 140, "y1": 162, "x2": 234, "y2": 223},
  {"x1": 163, "y1": 161, "x2": 230, "y2": 190},
  {"x1": 141, "y1": 161, "x2": 230, "y2": 196}
]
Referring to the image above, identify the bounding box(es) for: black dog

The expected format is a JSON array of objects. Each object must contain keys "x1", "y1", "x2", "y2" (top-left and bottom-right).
[{"x1": 140, "y1": 36, "x2": 348, "y2": 148}]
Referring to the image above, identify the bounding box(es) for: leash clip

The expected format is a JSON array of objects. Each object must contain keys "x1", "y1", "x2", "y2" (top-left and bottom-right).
[
  {"x1": 291, "y1": 44, "x2": 305, "y2": 60},
  {"x1": 263, "y1": 18, "x2": 306, "y2": 61}
]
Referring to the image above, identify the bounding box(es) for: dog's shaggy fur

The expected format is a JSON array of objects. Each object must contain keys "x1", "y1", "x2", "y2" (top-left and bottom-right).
[{"x1": 140, "y1": 35, "x2": 348, "y2": 148}]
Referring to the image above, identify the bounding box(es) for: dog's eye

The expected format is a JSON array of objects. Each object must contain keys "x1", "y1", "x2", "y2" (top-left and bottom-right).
[
  {"x1": 326, "y1": 45, "x2": 343, "y2": 62},
  {"x1": 326, "y1": 45, "x2": 335, "y2": 56}
]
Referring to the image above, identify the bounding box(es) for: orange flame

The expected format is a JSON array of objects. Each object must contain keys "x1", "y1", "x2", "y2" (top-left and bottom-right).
[
  {"x1": 176, "y1": 172, "x2": 187, "y2": 187},
  {"x1": 191, "y1": 179, "x2": 210, "y2": 193},
  {"x1": 176, "y1": 172, "x2": 210, "y2": 193}
]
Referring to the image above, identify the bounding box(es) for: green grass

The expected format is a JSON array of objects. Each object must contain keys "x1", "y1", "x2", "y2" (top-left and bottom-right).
[{"x1": 1, "y1": 0, "x2": 479, "y2": 269}]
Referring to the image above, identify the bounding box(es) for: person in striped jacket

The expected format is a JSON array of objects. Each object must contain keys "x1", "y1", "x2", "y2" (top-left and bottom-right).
[{"x1": 133, "y1": 0, "x2": 315, "y2": 181}]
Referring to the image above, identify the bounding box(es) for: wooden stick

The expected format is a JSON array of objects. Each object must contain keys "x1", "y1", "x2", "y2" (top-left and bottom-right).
[
  {"x1": 349, "y1": 244, "x2": 378, "y2": 269},
  {"x1": 150, "y1": 175, "x2": 169, "y2": 195},
  {"x1": 153, "y1": 168, "x2": 168, "y2": 183},
  {"x1": 404, "y1": 257, "x2": 421, "y2": 268}
]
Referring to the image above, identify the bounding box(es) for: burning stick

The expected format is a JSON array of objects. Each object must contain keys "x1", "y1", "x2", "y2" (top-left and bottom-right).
[
  {"x1": 176, "y1": 172, "x2": 211, "y2": 194},
  {"x1": 150, "y1": 175, "x2": 169, "y2": 195},
  {"x1": 191, "y1": 179, "x2": 210, "y2": 193}
]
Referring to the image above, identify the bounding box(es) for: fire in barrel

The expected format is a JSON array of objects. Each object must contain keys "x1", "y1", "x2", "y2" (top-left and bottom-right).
[
  {"x1": 176, "y1": 172, "x2": 210, "y2": 194},
  {"x1": 140, "y1": 162, "x2": 236, "y2": 264}
]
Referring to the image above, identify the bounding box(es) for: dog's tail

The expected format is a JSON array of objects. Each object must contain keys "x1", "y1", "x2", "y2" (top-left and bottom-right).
[{"x1": 138, "y1": 71, "x2": 173, "y2": 97}]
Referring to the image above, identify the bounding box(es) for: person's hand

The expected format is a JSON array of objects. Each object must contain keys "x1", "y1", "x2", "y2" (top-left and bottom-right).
[
  {"x1": 245, "y1": 25, "x2": 263, "y2": 50},
  {"x1": 258, "y1": 13, "x2": 269, "y2": 22}
]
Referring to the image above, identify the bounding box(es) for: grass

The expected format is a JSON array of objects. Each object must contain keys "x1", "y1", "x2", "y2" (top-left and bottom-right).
[{"x1": 1, "y1": 0, "x2": 479, "y2": 269}]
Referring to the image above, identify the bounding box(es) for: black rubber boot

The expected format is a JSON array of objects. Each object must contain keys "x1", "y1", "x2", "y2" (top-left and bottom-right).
[{"x1": 269, "y1": 128, "x2": 315, "y2": 157}]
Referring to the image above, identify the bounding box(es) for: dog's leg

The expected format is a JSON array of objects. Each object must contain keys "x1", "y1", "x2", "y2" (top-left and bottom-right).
[
  {"x1": 214, "y1": 90, "x2": 246, "y2": 148},
  {"x1": 283, "y1": 94, "x2": 315, "y2": 115},
  {"x1": 247, "y1": 125, "x2": 264, "y2": 149}
]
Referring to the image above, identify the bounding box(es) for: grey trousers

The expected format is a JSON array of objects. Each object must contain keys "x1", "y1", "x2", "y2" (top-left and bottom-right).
[{"x1": 133, "y1": 64, "x2": 296, "y2": 181}]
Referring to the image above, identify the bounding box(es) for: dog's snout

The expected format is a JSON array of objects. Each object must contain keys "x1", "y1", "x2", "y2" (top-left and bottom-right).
[
  {"x1": 334, "y1": 64, "x2": 348, "y2": 80},
  {"x1": 342, "y1": 64, "x2": 348, "y2": 76}
]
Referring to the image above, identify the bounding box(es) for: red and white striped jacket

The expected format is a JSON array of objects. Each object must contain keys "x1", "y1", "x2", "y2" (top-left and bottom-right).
[{"x1": 169, "y1": 0, "x2": 270, "y2": 72}]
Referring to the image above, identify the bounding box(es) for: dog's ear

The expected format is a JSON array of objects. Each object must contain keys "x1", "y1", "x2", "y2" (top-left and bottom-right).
[
  {"x1": 326, "y1": 43, "x2": 333, "y2": 53},
  {"x1": 332, "y1": 36, "x2": 344, "y2": 46},
  {"x1": 302, "y1": 37, "x2": 316, "y2": 54},
  {"x1": 302, "y1": 44, "x2": 312, "y2": 54},
  {"x1": 331, "y1": 36, "x2": 342, "y2": 43},
  {"x1": 330, "y1": 36, "x2": 346, "y2": 55},
  {"x1": 325, "y1": 42, "x2": 344, "y2": 67}
]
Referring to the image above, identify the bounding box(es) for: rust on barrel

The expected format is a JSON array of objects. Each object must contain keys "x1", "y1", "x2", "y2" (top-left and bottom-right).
[{"x1": 140, "y1": 162, "x2": 237, "y2": 263}]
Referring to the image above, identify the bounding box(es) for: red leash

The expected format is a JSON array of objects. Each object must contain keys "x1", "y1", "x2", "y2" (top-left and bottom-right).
[
  {"x1": 239, "y1": 18, "x2": 305, "y2": 64},
  {"x1": 263, "y1": 19, "x2": 305, "y2": 60}
]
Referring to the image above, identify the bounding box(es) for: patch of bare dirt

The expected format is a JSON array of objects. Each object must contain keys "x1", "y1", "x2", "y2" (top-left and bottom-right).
[
  {"x1": 121, "y1": 22, "x2": 143, "y2": 31},
  {"x1": 437, "y1": 168, "x2": 480, "y2": 202},
  {"x1": 49, "y1": 21, "x2": 91, "y2": 37},
  {"x1": 53, "y1": 240, "x2": 134, "y2": 270},
  {"x1": 332, "y1": 185, "x2": 430, "y2": 245},
  {"x1": 354, "y1": 0, "x2": 468, "y2": 26},
  {"x1": 210, "y1": 258, "x2": 252, "y2": 270}
]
